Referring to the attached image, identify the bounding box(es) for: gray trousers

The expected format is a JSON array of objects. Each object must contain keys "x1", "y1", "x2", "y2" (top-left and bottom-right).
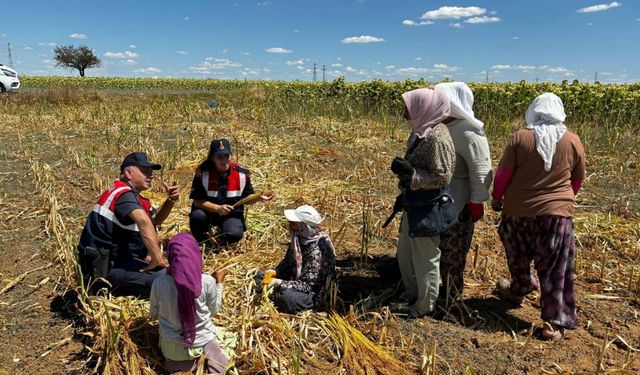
[{"x1": 397, "y1": 213, "x2": 441, "y2": 315}]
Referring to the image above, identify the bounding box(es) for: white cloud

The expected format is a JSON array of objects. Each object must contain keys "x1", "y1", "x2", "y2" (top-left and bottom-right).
[
  {"x1": 38, "y1": 42, "x2": 57, "y2": 47},
  {"x1": 122, "y1": 59, "x2": 138, "y2": 65},
  {"x1": 512, "y1": 36, "x2": 520, "y2": 40},
  {"x1": 286, "y1": 59, "x2": 304, "y2": 66},
  {"x1": 24, "y1": 46, "x2": 33, "y2": 50},
  {"x1": 266, "y1": 47, "x2": 293, "y2": 53},
  {"x1": 345, "y1": 66, "x2": 356, "y2": 72},
  {"x1": 432, "y1": 64, "x2": 460, "y2": 72},
  {"x1": 391, "y1": 64, "x2": 461, "y2": 76},
  {"x1": 184, "y1": 16, "x2": 190, "y2": 21},
  {"x1": 465, "y1": 16, "x2": 501, "y2": 24},
  {"x1": 104, "y1": 50, "x2": 139, "y2": 59},
  {"x1": 134, "y1": 67, "x2": 162, "y2": 74},
  {"x1": 69, "y1": 33, "x2": 88, "y2": 40},
  {"x1": 257, "y1": 1, "x2": 269, "y2": 6},
  {"x1": 190, "y1": 58, "x2": 241, "y2": 72},
  {"x1": 240, "y1": 52, "x2": 251, "y2": 56},
  {"x1": 396, "y1": 67, "x2": 430, "y2": 75},
  {"x1": 577, "y1": 2, "x2": 622, "y2": 13},
  {"x1": 491, "y1": 64, "x2": 537, "y2": 72},
  {"x1": 415, "y1": 57, "x2": 422, "y2": 61},
  {"x1": 587, "y1": 22, "x2": 594, "y2": 26},
  {"x1": 403, "y1": 20, "x2": 434, "y2": 26},
  {"x1": 421, "y1": 6, "x2": 486, "y2": 20},
  {"x1": 129, "y1": 44, "x2": 137, "y2": 49},
  {"x1": 450, "y1": 23, "x2": 464, "y2": 28},
  {"x1": 1, "y1": 33, "x2": 6, "y2": 38},
  {"x1": 341, "y1": 35, "x2": 385, "y2": 44},
  {"x1": 332, "y1": 63, "x2": 343, "y2": 67},
  {"x1": 545, "y1": 66, "x2": 570, "y2": 74},
  {"x1": 176, "y1": 50, "x2": 189, "y2": 55}
]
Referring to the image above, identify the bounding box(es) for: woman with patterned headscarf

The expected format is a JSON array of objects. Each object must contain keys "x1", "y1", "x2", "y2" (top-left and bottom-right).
[
  {"x1": 390, "y1": 88, "x2": 456, "y2": 318},
  {"x1": 492, "y1": 93, "x2": 586, "y2": 340},
  {"x1": 259, "y1": 205, "x2": 337, "y2": 314}
]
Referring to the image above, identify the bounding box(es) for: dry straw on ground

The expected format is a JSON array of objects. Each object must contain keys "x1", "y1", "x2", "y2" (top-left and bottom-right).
[{"x1": 1, "y1": 87, "x2": 639, "y2": 374}]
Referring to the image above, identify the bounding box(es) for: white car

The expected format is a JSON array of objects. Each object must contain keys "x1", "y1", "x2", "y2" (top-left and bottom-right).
[{"x1": 0, "y1": 64, "x2": 20, "y2": 92}]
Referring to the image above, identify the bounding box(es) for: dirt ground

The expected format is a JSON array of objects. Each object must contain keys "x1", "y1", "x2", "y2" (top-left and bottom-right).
[
  {"x1": 1, "y1": 90, "x2": 639, "y2": 374},
  {"x1": 0, "y1": 148, "x2": 84, "y2": 374}
]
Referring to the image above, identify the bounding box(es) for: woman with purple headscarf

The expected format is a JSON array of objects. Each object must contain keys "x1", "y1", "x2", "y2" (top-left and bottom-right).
[
  {"x1": 150, "y1": 233, "x2": 228, "y2": 374},
  {"x1": 390, "y1": 88, "x2": 456, "y2": 318}
]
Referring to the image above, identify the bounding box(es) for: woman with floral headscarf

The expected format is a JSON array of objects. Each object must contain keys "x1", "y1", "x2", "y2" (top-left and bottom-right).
[
  {"x1": 492, "y1": 93, "x2": 586, "y2": 340},
  {"x1": 150, "y1": 233, "x2": 228, "y2": 374},
  {"x1": 258, "y1": 205, "x2": 337, "y2": 314},
  {"x1": 390, "y1": 88, "x2": 456, "y2": 318},
  {"x1": 434, "y1": 82, "x2": 493, "y2": 305}
]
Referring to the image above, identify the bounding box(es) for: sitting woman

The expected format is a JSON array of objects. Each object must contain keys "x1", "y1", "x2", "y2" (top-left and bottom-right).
[
  {"x1": 150, "y1": 233, "x2": 228, "y2": 374},
  {"x1": 260, "y1": 205, "x2": 337, "y2": 314}
]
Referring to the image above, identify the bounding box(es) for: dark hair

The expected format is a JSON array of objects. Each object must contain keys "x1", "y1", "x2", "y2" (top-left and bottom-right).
[{"x1": 198, "y1": 143, "x2": 216, "y2": 171}]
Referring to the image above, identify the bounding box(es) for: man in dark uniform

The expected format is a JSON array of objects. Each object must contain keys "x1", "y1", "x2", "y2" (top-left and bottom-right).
[
  {"x1": 189, "y1": 139, "x2": 274, "y2": 246},
  {"x1": 77, "y1": 152, "x2": 180, "y2": 297}
]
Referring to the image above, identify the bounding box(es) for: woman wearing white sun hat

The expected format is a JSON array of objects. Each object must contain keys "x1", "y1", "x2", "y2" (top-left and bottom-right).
[{"x1": 258, "y1": 205, "x2": 337, "y2": 313}]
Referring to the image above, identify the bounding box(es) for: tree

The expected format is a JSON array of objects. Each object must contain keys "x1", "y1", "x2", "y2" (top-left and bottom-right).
[{"x1": 53, "y1": 45, "x2": 101, "y2": 77}]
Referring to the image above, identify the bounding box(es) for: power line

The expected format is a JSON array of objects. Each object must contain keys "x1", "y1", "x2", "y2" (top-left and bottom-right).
[
  {"x1": 322, "y1": 65, "x2": 326, "y2": 82},
  {"x1": 485, "y1": 70, "x2": 489, "y2": 83},
  {"x1": 313, "y1": 63, "x2": 317, "y2": 82}
]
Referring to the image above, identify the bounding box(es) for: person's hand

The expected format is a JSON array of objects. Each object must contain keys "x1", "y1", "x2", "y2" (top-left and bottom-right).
[
  {"x1": 216, "y1": 204, "x2": 234, "y2": 216},
  {"x1": 261, "y1": 191, "x2": 276, "y2": 201},
  {"x1": 267, "y1": 278, "x2": 283, "y2": 289},
  {"x1": 212, "y1": 269, "x2": 228, "y2": 283},
  {"x1": 467, "y1": 202, "x2": 484, "y2": 222},
  {"x1": 140, "y1": 257, "x2": 167, "y2": 272},
  {"x1": 163, "y1": 182, "x2": 180, "y2": 202},
  {"x1": 491, "y1": 198, "x2": 503, "y2": 212},
  {"x1": 391, "y1": 157, "x2": 413, "y2": 175}
]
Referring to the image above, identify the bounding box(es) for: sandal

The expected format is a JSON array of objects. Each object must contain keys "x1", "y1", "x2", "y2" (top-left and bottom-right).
[
  {"x1": 495, "y1": 278, "x2": 524, "y2": 306},
  {"x1": 542, "y1": 322, "x2": 564, "y2": 341}
]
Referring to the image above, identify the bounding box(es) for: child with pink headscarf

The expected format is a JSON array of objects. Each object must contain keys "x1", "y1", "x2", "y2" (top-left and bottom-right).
[{"x1": 150, "y1": 233, "x2": 228, "y2": 374}]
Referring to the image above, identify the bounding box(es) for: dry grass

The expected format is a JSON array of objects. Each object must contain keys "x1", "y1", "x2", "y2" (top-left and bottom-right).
[{"x1": 1, "y1": 88, "x2": 639, "y2": 374}]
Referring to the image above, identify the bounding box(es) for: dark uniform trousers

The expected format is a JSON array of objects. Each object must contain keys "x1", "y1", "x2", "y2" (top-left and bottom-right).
[{"x1": 189, "y1": 208, "x2": 245, "y2": 246}]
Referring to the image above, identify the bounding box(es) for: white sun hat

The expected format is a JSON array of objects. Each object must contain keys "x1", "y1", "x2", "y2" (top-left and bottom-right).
[{"x1": 284, "y1": 205, "x2": 323, "y2": 227}]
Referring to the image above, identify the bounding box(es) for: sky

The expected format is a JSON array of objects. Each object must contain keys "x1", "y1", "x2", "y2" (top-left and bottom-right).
[{"x1": 1, "y1": 1, "x2": 639, "y2": 82}]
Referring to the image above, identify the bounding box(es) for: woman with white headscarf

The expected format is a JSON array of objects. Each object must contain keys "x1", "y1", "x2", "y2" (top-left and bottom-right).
[
  {"x1": 491, "y1": 93, "x2": 585, "y2": 340},
  {"x1": 258, "y1": 205, "x2": 337, "y2": 314},
  {"x1": 434, "y1": 82, "x2": 493, "y2": 305},
  {"x1": 389, "y1": 88, "x2": 456, "y2": 318}
]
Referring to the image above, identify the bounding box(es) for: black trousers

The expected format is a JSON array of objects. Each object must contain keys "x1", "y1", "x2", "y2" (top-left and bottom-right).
[
  {"x1": 107, "y1": 258, "x2": 165, "y2": 299},
  {"x1": 272, "y1": 288, "x2": 315, "y2": 314},
  {"x1": 189, "y1": 208, "x2": 245, "y2": 246}
]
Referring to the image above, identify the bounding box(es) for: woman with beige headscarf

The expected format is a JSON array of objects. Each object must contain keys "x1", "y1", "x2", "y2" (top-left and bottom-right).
[{"x1": 390, "y1": 88, "x2": 456, "y2": 318}]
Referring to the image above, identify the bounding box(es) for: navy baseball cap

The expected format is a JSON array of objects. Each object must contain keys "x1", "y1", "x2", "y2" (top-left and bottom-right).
[
  {"x1": 210, "y1": 139, "x2": 232, "y2": 156},
  {"x1": 120, "y1": 152, "x2": 162, "y2": 171}
]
